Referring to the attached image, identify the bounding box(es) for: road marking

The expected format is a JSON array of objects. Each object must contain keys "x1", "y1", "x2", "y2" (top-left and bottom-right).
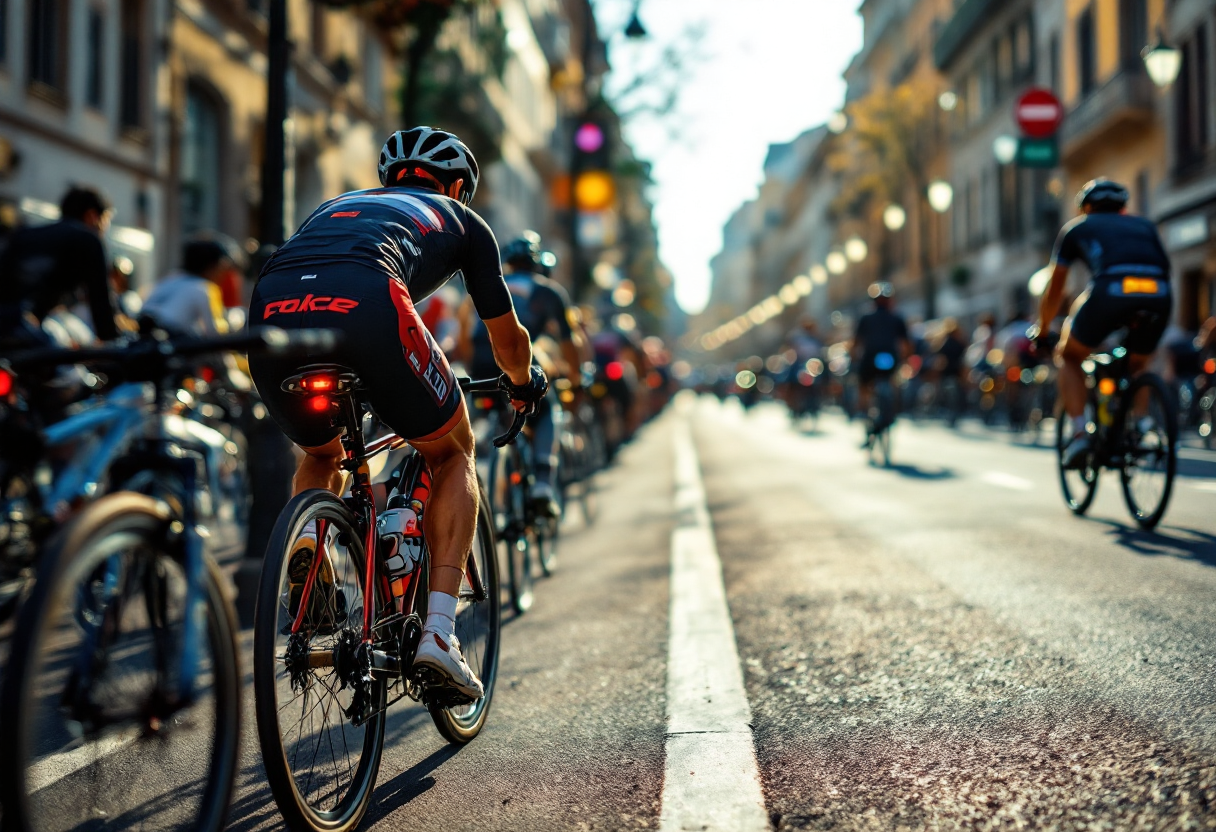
[
  {"x1": 981, "y1": 471, "x2": 1034, "y2": 491},
  {"x1": 26, "y1": 727, "x2": 140, "y2": 794},
  {"x1": 1191, "y1": 481, "x2": 1216, "y2": 493},
  {"x1": 661, "y1": 422, "x2": 768, "y2": 832}
]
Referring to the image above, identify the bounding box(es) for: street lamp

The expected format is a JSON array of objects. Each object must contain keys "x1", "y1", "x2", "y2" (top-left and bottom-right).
[
  {"x1": 938, "y1": 91, "x2": 958, "y2": 112},
  {"x1": 927, "y1": 179, "x2": 954, "y2": 214},
  {"x1": 624, "y1": 2, "x2": 648, "y2": 39},
  {"x1": 883, "y1": 204, "x2": 907, "y2": 231},
  {"x1": 827, "y1": 111, "x2": 848, "y2": 134},
  {"x1": 993, "y1": 135, "x2": 1019, "y2": 165},
  {"x1": 844, "y1": 235, "x2": 868, "y2": 263},
  {"x1": 826, "y1": 251, "x2": 848, "y2": 275},
  {"x1": 810, "y1": 265, "x2": 828, "y2": 284},
  {"x1": 1142, "y1": 35, "x2": 1183, "y2": 88}
]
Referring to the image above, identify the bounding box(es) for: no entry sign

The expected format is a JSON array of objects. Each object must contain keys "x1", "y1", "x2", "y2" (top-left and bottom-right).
[{"x1": 1015, "y1": 88, "x2": 1063, "y2": 139}]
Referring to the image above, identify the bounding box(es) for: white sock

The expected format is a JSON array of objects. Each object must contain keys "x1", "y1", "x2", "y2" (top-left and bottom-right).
[
  {"x1": 425, "y1": 591, "x2": 457, "y2": 638},
  {"x1": 1072, "y1": 414, "x2": 1089, "y2": 436}
]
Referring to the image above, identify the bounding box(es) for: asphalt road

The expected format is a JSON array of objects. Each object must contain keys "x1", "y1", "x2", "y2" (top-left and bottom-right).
[{"x1": 13, "y1": 394, "x2": 1216, "y2": 830}]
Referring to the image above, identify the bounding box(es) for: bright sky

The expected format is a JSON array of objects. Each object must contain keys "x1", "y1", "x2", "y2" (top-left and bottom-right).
[{"x1": 596, "y1": 1, "x2": 864, "y2": 315}]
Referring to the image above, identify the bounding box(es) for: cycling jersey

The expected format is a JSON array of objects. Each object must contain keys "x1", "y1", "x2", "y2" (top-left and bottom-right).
[
  {"x1": 262, "y1": 187, "x2": 511, "y2": 322},
  {"x1": 854, "y1": 308, "x2": 908, "y2": 382},
  {"x1": 469, "y1": 271, "x2": 572, "y2": 377},
  {"x1": 1051, "y1": 213, "x2": 1171, "y2": 280},
  {"x1": 0, "y1": 220, "x2": 117, "y2": 342},
  {"x1": 1052, "y1": 213, "x2": 1173, "y2": 353},
  {"x1": 248, "y1": 187, "x2": 510, "y2": 446}
]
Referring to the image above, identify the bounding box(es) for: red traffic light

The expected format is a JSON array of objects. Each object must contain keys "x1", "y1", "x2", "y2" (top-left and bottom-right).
[{"x1": 575, "y1": 122, "x2": 605, "y2": 153}]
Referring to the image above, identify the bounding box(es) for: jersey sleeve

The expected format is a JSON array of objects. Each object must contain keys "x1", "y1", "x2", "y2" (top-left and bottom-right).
[
  {"x1": 460, "y1": 209, "x2": 512, "y2": 320},
  {"x1": 1051, "y1": 219, "x2": 1082, "y2": 267},
  {"x1": 537, "y1": 280, "x2": 574, "y2": 340},
  {"x1": 82, "y1": 234, "x2": 119, "y2": 341}
]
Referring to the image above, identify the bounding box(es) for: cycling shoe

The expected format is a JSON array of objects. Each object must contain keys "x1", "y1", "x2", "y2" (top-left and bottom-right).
[{"x1": 412, "y1": 628, "x2": 484, "y2": 702}]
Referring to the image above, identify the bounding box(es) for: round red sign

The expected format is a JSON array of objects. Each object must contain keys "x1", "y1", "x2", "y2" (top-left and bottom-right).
[{"x1": 1015, "y1": 88, "x2": 1063, "y2": 139}]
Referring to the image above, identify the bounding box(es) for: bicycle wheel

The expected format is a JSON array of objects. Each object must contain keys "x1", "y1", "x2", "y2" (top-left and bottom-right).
[
  {"x1": 0, "y1": 493, "x2": 240, "y2": 832},
  {"x1": 427, "y1": 478, "x2": 501, "y2": 743},
  {"x1": 1056, "y1": 407, "x2": 1099, "y2": 515},
  {"x1": 253, "y1": 489, "x2": 386, "y2": 832},
  {"x1": 1200, "y1": 392, "x2": 1214, "y2": 450},
  {"x1": 488, "y1": 443, "x2": 534, "y2": 615},
  {"x1": 1119, "y1": 374, "x2": 1178, "y2": 530}
]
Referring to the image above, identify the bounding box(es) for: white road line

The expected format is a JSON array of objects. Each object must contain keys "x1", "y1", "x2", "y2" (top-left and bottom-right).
[
  {"x1": 660, "y1": 422, "x2": 768, "y2": 832},
  {"x1": 1191, "y1": 481, "x2": 1216, "y2": 493},
  {"x1": 26, "y1": 727, "x2": 140, "y2": 794},
  {"x1": 981, "y1": 471, "x2": 1035, "y2": 491}
]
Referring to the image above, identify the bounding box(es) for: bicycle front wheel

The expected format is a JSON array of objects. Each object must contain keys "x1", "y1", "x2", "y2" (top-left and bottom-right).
[
  {"x1": 1119, "y1": 374, "x2": 1178, "y2": 530},
  {"x1": 253, "y1": 489, "x2": 386, "y2": 832},
  {"x1": 488, "y1": 443, "x2": 534, "y2": 615},
  {"x1": 428, "y1": 478, "x2": 501, "y2": 743},
  {"x1": 0, "y1": 493, "x2": 240, "y2": 832},
  {"x1": 1057, "y1": 406, "x2": 1099, "y2": 515}
]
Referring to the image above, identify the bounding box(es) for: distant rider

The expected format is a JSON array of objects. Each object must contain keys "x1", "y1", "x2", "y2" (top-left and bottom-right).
[{"x1": 851, "y1": 282, "x2": 911, "y2": 445}]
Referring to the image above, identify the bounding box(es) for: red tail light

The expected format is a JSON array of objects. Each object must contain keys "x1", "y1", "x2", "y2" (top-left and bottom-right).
[
  {"x1": 1206, "y1": 358, "x2": 1216, "y2": 375},
  {"x1": 308, "y1": 395, "x2": 331, "y2": 412},
  {"x1": 302, "y1": 374, "x2": 336, "y2": 392},
  {"x1": 200, "y1": 366, "x2": 216, "y2": 384},
  {"x1": 0, "y1": 369, "x2": 12, "y2": 397},
  {"x1": 605, "y1": 361, "x2": 624, "y2": 381},
  {"x1": 1006, "y1": 367, "x2": 1021, "y2": 383}
]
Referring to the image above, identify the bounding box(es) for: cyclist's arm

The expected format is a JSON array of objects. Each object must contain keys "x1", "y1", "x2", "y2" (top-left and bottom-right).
[
  {"x1": 1038, "y1": 263, "x2": 1070, "y2": 333},
  {"x1": 484, "y1": 311, "x2": 532, "y2": 385},
  {"x1": 538, "y1": 280, "x2": 581, "y2": 384},
  {"x1": 459, "y1": 207, "x2": 530, "y2": 384},
  {"x1": 82, "y1": 235, "x2": 120, "y2": 341}
]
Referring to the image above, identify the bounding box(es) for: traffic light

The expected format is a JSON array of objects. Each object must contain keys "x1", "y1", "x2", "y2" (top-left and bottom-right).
[
  {"x1": 573, "y1": 118, "x2": 614, "y2": 211},
  {"x1": 574, "y1": 120, "x2": 611, "y2": 171}
]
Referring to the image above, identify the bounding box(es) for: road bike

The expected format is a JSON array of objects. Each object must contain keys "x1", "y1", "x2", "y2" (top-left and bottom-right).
[
  {"x1": 253, "y1": 367, "x2": 517, "y2": 832},
  {"x1": 1056, "y1": 319, "x2": 1178, "y2": 530},
  {"x1": 0, "y1": 327, "x2": 330, "y2": 832},
  {"x1": 556, "y1": 378, "x2": 603, "y2": 528},
  {"x1": 864, "y1": 359, "x2": 897, "y2": 468}
]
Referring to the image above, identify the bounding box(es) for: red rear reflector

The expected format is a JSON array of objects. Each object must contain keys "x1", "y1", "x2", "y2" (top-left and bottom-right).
[
  {"x1": 0, "y1": 369, "x2": 12, "y2": 397},
  {"x1": 475, "y1": 397, "x2": 495, "y2": 409},
  {"x1": 330, "y1": 211, "x2": 361, "y2": 218},
  {"x1": 200, "y1": 366, "x2": 215, "y2": 383},
  {"x1": 308, "y1": 395, "x2": 331, "y2": 412},
  {"x1": 1006, "y1": 367, "x2": 1021, "y2": 383},
  {"x1": 605, "y1": 361, "x2": 624, "y2": 381}
]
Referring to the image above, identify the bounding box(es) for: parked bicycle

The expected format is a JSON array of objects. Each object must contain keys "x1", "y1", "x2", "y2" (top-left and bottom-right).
[
  {"x1": 1056, "y1": 326, "x2": 1178, "y2": 530},
  {"x1": 253, "y1": 367, "x2": 515, "y2": 832},
  {"x1": 0, "y1": 327, "x2": 332, "y2": 832}
]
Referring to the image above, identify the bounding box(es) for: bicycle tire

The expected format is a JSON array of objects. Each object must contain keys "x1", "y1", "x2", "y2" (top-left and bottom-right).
[
  {"x1": 253, "y1": 489, "x2": 386, "y2": 832},
  {"x1": 1200, "y1": 392, "x2": 1214, "y2": 450},
  {"x1": 1119, "y1": 373, "x2": 1178, "y2": 530},
  {"x1": 427, "y1": 477, "x2": 501, "y2": 743},
  {"x1": 0, "y1": 492, "x2": 240, "y2": 832},
  {"x1": 1056, "y1": 406, "x2": 1099, "y2": 515},
  {"x1": 488, "y1": 443, "x2": 534, "y2": 615}
]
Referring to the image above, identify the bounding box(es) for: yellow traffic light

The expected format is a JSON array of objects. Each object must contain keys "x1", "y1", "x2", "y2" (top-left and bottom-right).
[{"x1": 575, "y1": 171, "x2": 616, "y2": 211}]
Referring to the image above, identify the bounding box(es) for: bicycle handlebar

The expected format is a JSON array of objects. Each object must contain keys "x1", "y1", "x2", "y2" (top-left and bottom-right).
[
  {"x1": 458, "y1": 376, "x2": 526, "y2": 448},
  {"x1": 5, "y1": 327, "x2": 343, "y2": 378}
]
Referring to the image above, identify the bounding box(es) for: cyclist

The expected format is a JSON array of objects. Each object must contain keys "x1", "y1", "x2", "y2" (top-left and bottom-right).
[
  {"x1": 1033, "y1": 178, "x2": 1172, "y2": 468},
  {"x1": 0, "y1": 186, "x2": 118, "y2": 347},
  {"x1": 141, "y1": 234, "x2": 244, "y2": 335},
  {"x1": 246, "y1": 127, "x2": 544, "y2": 702},
  {"x1": 459, "y1": 232, "x2": 580, "y2": 517},
  {"x1": 851, "y1": 282, "x2": 911, "y2": 445}
]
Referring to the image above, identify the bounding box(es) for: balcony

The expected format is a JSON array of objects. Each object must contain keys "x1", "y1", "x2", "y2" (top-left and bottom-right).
[{"x1": 1060, "y1": 68, "x2": 1157, "y2": 163}]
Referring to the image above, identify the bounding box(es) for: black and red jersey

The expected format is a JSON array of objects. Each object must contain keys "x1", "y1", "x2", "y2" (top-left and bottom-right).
[{"x1": 261, "y1": 187, "x2": 512, "y2": 320}]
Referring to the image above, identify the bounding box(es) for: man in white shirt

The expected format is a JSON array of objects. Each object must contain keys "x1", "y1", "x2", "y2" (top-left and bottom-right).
[{"x1": 141, "y1": 235, "x2": 241, "y2": 335}]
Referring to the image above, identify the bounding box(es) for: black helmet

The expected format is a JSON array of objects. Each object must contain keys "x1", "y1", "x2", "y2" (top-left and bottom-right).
[
  {"x1": 501, "y1": 231, "x2": 541, "y2": 269},
  {"x1": 1076, "y1": 178, "x2": 1129, "y2": 212}
]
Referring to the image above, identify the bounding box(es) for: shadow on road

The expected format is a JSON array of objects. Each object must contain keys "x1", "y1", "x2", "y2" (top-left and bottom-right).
[
  {"x1": 362, "y1": 743, "x2": 461, "y2": 825},
  {"x1": 1097, "y1": 520, "x2": 1216, "y2": 567},
  {"x1": 877, "y1": 462, "x2": 958, "y2": 481}
]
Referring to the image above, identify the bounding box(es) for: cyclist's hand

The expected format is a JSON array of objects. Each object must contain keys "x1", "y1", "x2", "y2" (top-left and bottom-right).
[
  {"x1": 1027, "y1": 324, "x2": 1051, "y2": 356},
  {"x1": 501, "y1": 365, "x2": 548, "y2": 416}
]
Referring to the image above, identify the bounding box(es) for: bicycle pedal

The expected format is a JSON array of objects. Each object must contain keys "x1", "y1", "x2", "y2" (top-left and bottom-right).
[{"x1": 410, "y1": 667, "x2": 477, "y2": 708}]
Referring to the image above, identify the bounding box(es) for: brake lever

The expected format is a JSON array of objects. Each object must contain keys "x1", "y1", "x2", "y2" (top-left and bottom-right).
[{"x1": 493, "y1": 409, "x2": 527, "y2": 448}]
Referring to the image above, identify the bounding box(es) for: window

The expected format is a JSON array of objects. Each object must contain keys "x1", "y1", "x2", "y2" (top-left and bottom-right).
[
  {"x1": 1135, "y1": 169, "x2": 1150, "y2": 216},
  {"x1": 1014, "y1": 15, "x2": 1035, "y2": 81},
  {"x1": 28, "y1": 0, "x2": 66, "y2": 95},
  {"x1": 999, "y1": 165, "x2": 1024, "y2": 241},
  {"x1": 181, "y1": 83, "x2": 223, "y2": 234},
  {"x1": 1049, "y1": 31, "x2": 1060, "y2": 92},
  {"x1": 1119, "y1": 0, "x2": 1148, "y2": 70},
  {"x1": 86, "y1": 8, "x2": 104, "y2": 109},
  {"x1": 0, "y1": 0, "x2": 8, "y2": 65},
  {"x1": 1175, "y1": 23, "x2": 1211, "y2": 169},
  {"x1": 120, "y1": 0, "x2": 144, "y2": 128},
  {"x1": 1077, "y1": 6, "x2": 1096, "y2": 96}
]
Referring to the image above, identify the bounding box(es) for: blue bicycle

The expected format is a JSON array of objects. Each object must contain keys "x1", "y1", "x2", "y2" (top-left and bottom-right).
[{"x1": 0, "y1": 327, "x2": 333, "y2": 832}]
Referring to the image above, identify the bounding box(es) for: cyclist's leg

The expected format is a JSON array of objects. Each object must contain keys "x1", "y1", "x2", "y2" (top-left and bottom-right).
[
  {"x1": 294, "y1": 436, "x2": 345, "y2": 495},
  {"x1": 1057, "y1": 288, "x2": 1102, "y2": 427},
  {"x1": 411, "y1": 412, "x2": 477, "y2": 596}
]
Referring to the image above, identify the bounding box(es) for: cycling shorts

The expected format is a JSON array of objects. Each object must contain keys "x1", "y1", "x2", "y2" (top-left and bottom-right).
[
  {"x1": 248, "y1": 264, "x2": 462, "y2": 448},
  {"x1": 1070, "y1": 278, "x2": 1172, "y2": 355},
  {"x1": 858, "y1": 352, "x2": 898, "y2": 385}
]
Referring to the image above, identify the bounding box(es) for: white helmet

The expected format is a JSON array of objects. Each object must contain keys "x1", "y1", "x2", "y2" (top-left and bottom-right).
[{"x1": 377, "y1": 127, "x2": 480, "y2": 206}]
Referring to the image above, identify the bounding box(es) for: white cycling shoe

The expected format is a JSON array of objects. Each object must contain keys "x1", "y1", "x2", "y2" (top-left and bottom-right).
[{"x1": 412, "y1": 628, "x2": 484, "y2": 701}]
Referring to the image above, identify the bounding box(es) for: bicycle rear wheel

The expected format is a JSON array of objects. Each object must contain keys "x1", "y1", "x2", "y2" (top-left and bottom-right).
[
  {"x1": 253, "y1": 490, "x2": 386, "y2": 832},
  {"x1": 1056, "y1": 407, "x2": 1099, "y2": 515},
  {"x1": 0, "y1": 493, "x2": 240, "y2": 832},
  {"x1": 1119, "y1": 374, "x2": 1178, "y2": 530},
  {"x1": 427, "y1": 479, "x2": 501, "y2": 743},
  {"x1": 488, "y1": 444, "x2": 534, "y2": 615}
]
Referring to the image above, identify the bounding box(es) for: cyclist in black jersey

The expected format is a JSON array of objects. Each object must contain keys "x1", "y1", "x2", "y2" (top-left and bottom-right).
[
  {"x1": 852, "y1": 282, "x2": 911, "y2": 444},
  {"x1": 0, "y1": 186, "x2": 118, "y2": 347},
  {"x1": 460, "y1": 233, "x2": 581, "y2": 517},
  {"x1": 1034, "y1": 178, "x2": 1173, "y2": 468},
  {"x1": 247, "y1": 127, "x2": 545, "y2": 700}
]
